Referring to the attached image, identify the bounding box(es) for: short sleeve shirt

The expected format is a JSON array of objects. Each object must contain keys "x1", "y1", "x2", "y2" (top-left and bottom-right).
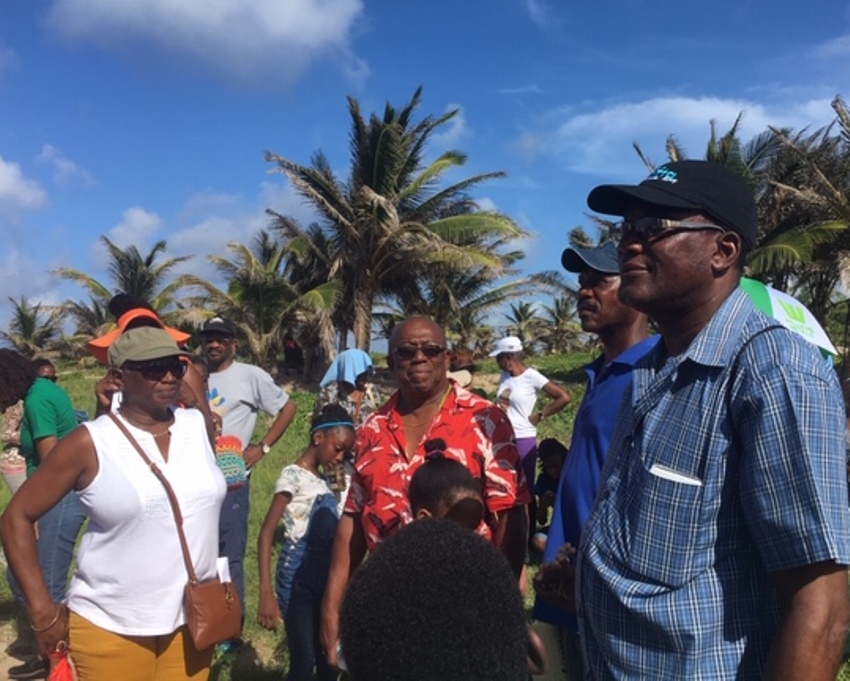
[
  {"x1": 345, "y1": 382, "x2": 531, "y2": 551},
  {"x1": 534, "y1": 335, "x2": 660, "y2": 631},
  {"x1": 496, "y1": 367, "x2": 549, "y2": 438},
  {"x1": 207, "y1": 361, "x2": 289, "y2": 452},
  {"x1": 21, "y1": 378, "x2": 78, "y2": 475},
  {"x1": 577, "y1": 289, "x2": 850, "y2": 679},
  {"x1": 274, "y1": 465, "x2": 339, "y2": 548}
]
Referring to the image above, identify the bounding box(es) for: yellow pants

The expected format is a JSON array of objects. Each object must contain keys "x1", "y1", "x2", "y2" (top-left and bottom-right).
[{"x1": 69, "y1": 611, "x2": 212, "y2": 681}]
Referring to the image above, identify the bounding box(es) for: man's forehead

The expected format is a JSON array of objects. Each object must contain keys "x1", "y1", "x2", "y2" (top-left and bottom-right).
[
  {"x1": 579, "y1": 269, "x2": 619, "y2": 284},
  {"x1": 393, "y1": 318, "x2": 446, "y2": 345},
  {"x1": 625, "y1": 205, "x2": 707, "y2": 221}
]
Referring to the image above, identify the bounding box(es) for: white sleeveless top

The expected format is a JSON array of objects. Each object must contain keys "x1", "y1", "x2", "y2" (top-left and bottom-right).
[{"x1": 67, "y1": 408, "x2": 226, "y2": 636}]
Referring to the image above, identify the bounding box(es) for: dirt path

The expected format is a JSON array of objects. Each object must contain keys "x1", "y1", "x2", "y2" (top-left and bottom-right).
[{"x1": 0, "y1": 618, "x2": 27, "y2": 678}]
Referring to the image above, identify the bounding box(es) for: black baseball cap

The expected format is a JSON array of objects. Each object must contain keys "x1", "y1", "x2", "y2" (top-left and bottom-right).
[
  {"x1": 587, "y1": 160, "x2": 758, "y2": 249},
  {"x1": 561, "y1": 241, "x2": 619, "y2": 274},
  {"x1": 200, "y1": 316, "x2": 236, "y2": 337}
]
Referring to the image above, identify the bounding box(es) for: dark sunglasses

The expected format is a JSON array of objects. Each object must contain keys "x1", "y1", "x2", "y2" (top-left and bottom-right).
[
  {"x1": 393, "y1": 343, "x2": 447, "y2": 361},
  {"x1": 611, "y1": 217, "x2": 726, "y2": 244},
  {"x1": 123, "y1": 357, "x2": 188, "y2": 381}
]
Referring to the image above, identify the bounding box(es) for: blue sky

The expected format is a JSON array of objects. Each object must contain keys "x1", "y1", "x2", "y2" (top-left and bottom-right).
[{"x1": 1, "y1": 0, "x2": 849, "y2": 333}]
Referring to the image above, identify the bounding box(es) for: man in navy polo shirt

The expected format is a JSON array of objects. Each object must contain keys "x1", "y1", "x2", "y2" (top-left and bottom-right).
[{"x1": 534, "y1": 241, "x2": 657, "y2": 679}]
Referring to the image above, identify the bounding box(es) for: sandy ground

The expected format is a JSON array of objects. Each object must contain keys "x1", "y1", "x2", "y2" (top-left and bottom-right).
[
  {"x1": 0, "y1": 625, "x2": 21, "y2": 678},
  {"x1": 0, "y1": 610, "x2": 32, "y2": 679}
]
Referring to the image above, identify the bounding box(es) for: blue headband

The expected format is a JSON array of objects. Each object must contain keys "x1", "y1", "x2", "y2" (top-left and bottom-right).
[{"x1": 311, "y1": 421, "x2": 354, "y2": 433}]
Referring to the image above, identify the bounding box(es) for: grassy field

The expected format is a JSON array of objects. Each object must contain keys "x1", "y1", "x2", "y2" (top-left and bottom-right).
[{"x1": 3, "y1": 352, "x2": 850, "y2": 679}]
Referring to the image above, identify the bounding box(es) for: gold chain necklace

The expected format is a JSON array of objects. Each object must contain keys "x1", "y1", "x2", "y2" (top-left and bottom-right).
[{"x1": 119, "y1": 408, "x2": 172, "y2": 439}]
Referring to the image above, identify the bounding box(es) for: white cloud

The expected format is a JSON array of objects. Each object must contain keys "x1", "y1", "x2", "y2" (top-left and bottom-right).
[
  {"x1": 534, "y1": 95, "x2": 838, "y2": 179},
  {"x1": 525, "y1": 0, "x2": 552, "y2": 28},
  {"x1": 497, "y1": 84, "x2": 543, "y2": 96},
  {"x1": 38, "y1": 144, "x2": 95, "y2": 187},
  {"x1": 0, "y1": 156, "x2": 48, "y2": 216},
  {"x1": 106, "y1": 206, "x2": 163, "y2": 250},
  {"x1": 430, "y1": 104, "x2": 471, "y2": 151},
  {"x1": 810, "y1": 33, "x2": 850, "y2": 59},
  {"x1": 46, "y1": 0, "x2": 365, "y2": 85},
  {"x1": 166, "y1": 180, "x2": 314, "y2": 286},
  {"x1": 0, "y1": 247, "x2": 68, "y2": 333}
]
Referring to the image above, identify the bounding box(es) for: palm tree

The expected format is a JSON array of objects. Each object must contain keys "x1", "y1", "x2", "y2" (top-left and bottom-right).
[
  {"x1": 749, "y1": 100, "x2": 850, "y2": 329},
  {"x1": 0, "y1": 296, "x2": 64, "y2": 357},
  {"x1": 538, "y1": 296, "x2": 583, "y2": 354},
  {"x1": 53, "y1": 296, "x2": 112, "y2": 361},
  {"x1": 185, "y1": 230, "x2": 337, "y2": 372},
  {"x1": 52, "y1": 236, "x2": 196, "y2": 326},
  {"x1": 502, "y1": 302, "x2": 544, "y2": 352},
  {"x1": 633, "y1": 112, "x2": 845, "y2": 313},
  {"x1": 265, "y1": 87, "x2": 526, "y2": 351}
]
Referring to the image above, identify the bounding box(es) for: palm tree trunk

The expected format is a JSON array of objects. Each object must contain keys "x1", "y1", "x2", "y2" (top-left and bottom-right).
[{"x1": 353, "y1": 287, "x2": 374, "y2": 351}]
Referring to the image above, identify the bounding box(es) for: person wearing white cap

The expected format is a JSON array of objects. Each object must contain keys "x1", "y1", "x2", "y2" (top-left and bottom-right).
[{"x1": 490, "y1": 336, "x2": 570, "y2": 550}]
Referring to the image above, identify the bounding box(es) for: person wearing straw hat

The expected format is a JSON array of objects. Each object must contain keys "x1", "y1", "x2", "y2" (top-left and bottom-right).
[{"x1": 576, "y1": 161, "x2": 850, "y2": 680}]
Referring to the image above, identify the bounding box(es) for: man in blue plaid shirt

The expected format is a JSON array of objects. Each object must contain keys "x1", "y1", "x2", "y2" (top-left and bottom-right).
[{"x1": 577, "y1": 161, "x2": 850, "y2": 679}]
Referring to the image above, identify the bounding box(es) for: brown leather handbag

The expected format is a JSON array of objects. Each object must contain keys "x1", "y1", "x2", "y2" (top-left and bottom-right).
[{"x1": 109, "y1": 413, "x2": 243, "y2": 651}]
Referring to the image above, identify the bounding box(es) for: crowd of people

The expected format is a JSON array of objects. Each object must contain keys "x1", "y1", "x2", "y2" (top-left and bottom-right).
[{"x1": 1, "y1": 160, "x2": 850, "y2": 681}]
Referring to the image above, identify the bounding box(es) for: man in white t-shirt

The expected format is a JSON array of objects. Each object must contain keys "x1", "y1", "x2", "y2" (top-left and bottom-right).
[{"x1": 201, "y1": 317, "x2": 297, "y2": 612}]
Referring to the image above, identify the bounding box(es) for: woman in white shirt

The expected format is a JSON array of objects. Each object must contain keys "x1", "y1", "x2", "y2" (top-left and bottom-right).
[
  {"x1": 491, "y1": 336, "x2": 570, "y2": 547},
  {"x1": 0, "y1": 327, "x2": 225, "y2": 681}
]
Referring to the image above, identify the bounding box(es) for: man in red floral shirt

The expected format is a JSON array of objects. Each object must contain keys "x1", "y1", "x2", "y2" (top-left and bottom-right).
[{"x1": 321, "y1": 316, "x2": 530, "y2": 669}]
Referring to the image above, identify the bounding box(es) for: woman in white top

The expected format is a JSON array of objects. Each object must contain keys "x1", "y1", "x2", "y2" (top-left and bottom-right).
[
  {"x1": 491, "y1": 336, "x2": 570, "y2": 547},
  {"x1": 0, "y1": 327, "x2": 226, "y2": 681}
]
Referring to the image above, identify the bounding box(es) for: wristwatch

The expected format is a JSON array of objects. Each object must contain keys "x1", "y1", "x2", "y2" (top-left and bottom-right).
[
  {"x1": 260, "y1": 442, "x2": 271, "y2": 455},
  {"x1": 537, "y1": 411, "x2": 544, "y2": 422}
]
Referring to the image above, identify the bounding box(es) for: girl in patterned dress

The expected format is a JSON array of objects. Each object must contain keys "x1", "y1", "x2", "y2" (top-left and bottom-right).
[{"x1": 257, "y1": 404, "x2": 355, "y2": 681}]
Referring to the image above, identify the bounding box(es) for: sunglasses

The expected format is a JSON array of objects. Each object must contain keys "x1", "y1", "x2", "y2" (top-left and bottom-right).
[
  {"x1": 611, "y1": 217, "x2": 726, "y2": 244},
  {"x1": 393, "y1": 343, "x2": 447, "y2": 362},
  {"x1": 123, "y1": 357, "x2": 188, "y2": 381}
]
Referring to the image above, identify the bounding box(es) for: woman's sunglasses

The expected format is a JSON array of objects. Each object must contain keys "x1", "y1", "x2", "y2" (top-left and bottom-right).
[{"x1": 122, "y1": 357, "x2": 188, "y2": 381}]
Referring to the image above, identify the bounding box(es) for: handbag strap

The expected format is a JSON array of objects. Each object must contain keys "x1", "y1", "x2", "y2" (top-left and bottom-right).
[{"x1": 107, "y1": 412, "x2": 200, "y2": 584}]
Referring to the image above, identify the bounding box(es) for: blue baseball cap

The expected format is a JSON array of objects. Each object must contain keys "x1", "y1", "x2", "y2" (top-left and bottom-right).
[{"x1": 561, "y1": 241, "x2": 619, "y2": 274}]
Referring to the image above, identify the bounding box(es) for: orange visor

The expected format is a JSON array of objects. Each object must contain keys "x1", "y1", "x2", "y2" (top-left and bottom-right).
[{"x1": 86, "y1": 308, "x2": 192, "y2": 365}]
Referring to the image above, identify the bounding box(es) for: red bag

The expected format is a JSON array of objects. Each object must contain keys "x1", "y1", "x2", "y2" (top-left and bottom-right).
[{"x1": 48, "y1": 651, "x2": 75, "y2": 681}]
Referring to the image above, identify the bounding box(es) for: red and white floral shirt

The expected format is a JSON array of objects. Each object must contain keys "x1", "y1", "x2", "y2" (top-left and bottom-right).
[{"x1": 345, "y1": 382, "x2": 530, "y2": 550}]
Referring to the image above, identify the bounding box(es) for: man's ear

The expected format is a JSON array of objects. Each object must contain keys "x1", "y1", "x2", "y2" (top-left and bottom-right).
[
  {"x1": 415, "y1": 508, "x2": 433, "y2": 520},
  {"x1": 712, "y1": 231, "x2": 742, "y2": 274}
]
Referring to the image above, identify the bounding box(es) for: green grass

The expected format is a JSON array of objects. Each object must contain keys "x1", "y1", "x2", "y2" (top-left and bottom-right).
[{"x1": 4, "y1": 356, "x2": 850, "y2": 679}]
